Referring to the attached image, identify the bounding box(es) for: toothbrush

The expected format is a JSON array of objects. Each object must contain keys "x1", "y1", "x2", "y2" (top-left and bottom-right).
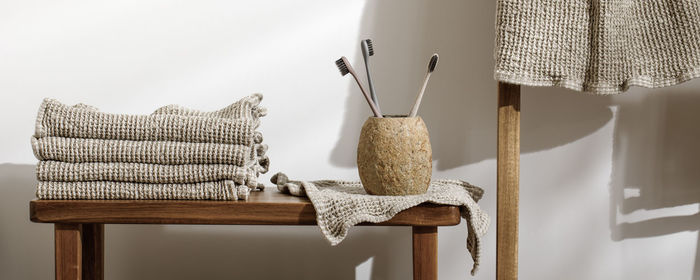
[
  {"x1": 408, "y1": 53, "x2": 439, "y2": 117},
  {"x1": 361, "y1": 39, "x2": 381, "y2": 112},
  {"x1": 335, "y1": 56, "x2": 383, "y2": 118}
]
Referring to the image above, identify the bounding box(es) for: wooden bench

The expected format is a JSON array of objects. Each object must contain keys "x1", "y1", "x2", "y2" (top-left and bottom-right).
[{"x1": 30, "y1": 189, "x2": 462, "y2": 280}]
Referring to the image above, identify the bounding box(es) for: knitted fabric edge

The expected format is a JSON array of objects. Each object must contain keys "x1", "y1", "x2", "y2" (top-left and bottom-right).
[{"x1": 495, "y1": 66, "x2": 700, "y2": 95}]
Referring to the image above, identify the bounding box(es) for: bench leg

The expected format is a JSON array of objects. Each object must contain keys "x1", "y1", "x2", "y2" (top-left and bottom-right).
[
  {"x1": 81, "y1": 224, "x2": 104, "y2": 280},
  {"x1": 413, "y1": 226, "x2": 437, "y2": 280},
  {"x1": 55, "y1": 223, "x2": 104, "y2": 280},
  {"x1": 55, "y1": 224, "x2": 82, "y2": 280}
]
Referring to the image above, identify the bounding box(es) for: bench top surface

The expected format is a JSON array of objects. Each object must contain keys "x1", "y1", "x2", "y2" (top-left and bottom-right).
[{"x1": 30, "y1": 188, "x2": 462, "y2": 226}]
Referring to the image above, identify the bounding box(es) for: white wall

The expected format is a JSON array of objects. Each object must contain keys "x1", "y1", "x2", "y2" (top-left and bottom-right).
[{"x1": 1, "y1": 0, "x2": 698, "y2": 279}]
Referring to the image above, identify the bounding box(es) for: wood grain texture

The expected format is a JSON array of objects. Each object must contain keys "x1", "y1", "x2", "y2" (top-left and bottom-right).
[
  {"x1": 31, "y1": 189, "x2": 461, "y2": 226},
  {"x1": 412, "y1": 226, "x2": 437, "y2": 280},
  {"x1": 81, "y1": 224, "x2": 104, "y2": 280},
  {"x1": 55, "y1": 224, "x2": 82, "y2": 280},
  {"x1": 497, "y1": 82, "x2": 520, "y2": 280}
]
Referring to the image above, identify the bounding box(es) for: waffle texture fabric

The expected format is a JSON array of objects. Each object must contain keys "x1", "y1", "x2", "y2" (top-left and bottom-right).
[
  {"x1": 35, "y1": 97, "x2": 261, "y2": 145},
  {"x1": 495, "y1": 0, "x2": 700, "y2": 94},
  {"x1": 271, "y1": 173, "x2": 490, "y2": 275},
  {"x1": 37, "y1": 180, "x2": 248, "y2": 200},
  {"x1": 36, "y1": 161, "x2": 258, "y2": 185},
  {"x1": 32, "y1": 137, "x2": 269, "y2": 166},
  {"x1": 32, "y1": 94, "x2": 268, "y2": 200}
]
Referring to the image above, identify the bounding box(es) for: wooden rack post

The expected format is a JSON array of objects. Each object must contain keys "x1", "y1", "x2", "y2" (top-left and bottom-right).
[{"x1": 497, "y1": 82, "x2": 520, "y2": 280}]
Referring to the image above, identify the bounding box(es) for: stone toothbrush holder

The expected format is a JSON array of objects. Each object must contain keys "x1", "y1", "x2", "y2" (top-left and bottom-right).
[{"x1": 357, "y1": 115, "x2": 432, "y2": 195}]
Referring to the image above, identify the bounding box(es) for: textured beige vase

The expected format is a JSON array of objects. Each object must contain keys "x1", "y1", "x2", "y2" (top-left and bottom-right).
[{"x1": 357, "y1": 116, "x2": 432, "y2": 195}]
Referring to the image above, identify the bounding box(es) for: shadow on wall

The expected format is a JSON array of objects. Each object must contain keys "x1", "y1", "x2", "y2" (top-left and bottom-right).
[
  {"x1": 330, "y1": 0, "x2": 613, "y2": 171},
  {"x1": 0, "y1": 163, "x2": 412, "y2": 280},
  {"x1": 0, "y1": 164, "x2": 54, "y2": 280},
  {"x1": 106, "y1": 225, "x2": 411, "y2": 280},
  {"x1": 609, "y1": 90, "x2": 700, "y2": 278}
]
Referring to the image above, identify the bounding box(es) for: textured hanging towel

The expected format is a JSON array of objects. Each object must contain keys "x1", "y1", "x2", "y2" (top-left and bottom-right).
[
  {"x1": 271, "y1": 173, "x2": 490, "y2": 275},
  {"x1": 495, "y1": 0, "x2": 700, "y2": 94}
]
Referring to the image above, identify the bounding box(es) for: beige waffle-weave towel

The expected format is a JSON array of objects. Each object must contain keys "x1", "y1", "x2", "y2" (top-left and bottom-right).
[
  {"x1": 32, "y1": 137, "x2": 269, "y2": 166},
  {"x1": 271, "y1": 173, "x2": 490, "y2": 275},
  {"x1": 36, "y1": 180, "x2": 249, "y2": 200},
  {"x1": 37, "y1": 161, "x2": 259, "y2": 185},
  {"x1": 32, "y1": 94, "x2": 269, "y2": 201},
  {"x1": 152, "y1": 93, "x2": 266, "y2": 125},
  {"x1": 495, "y1": 0, "x2": 700, "y2": 94},
  {"x1": 34, "y1": 97, "x2": 263, "y2": 145}
]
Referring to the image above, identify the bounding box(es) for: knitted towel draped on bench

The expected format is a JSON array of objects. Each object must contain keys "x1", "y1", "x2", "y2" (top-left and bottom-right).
[
  {"x1": 495, "y1": 0, "x2": 700, "y2": 94},
  {"x1": 271, "y1": 173, "x2": 490, "y2": 275},
  {"x1": 32, "y1": 94, "x2": 268, "y2": 200}
]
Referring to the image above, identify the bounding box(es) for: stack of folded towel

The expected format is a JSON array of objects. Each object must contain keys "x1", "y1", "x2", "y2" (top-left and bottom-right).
[{"x1": 31, "y1": 94, "x2": 269, "y2": 201}]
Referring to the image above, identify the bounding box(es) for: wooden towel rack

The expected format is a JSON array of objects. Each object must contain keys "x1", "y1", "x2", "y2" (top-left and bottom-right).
[{"x1": 497, "y1": 82, "x2": 520, "y2": 280}]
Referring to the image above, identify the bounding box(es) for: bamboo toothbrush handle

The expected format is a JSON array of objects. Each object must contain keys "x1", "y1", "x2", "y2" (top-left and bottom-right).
[
  {"x1": 351, "y1": 71, "x2": 383, "y2": 118},
  {"x1": 409, "y1": 72, "x2": 431, "y2": 117}
]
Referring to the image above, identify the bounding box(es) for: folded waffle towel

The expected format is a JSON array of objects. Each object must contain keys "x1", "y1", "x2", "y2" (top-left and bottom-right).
[
  {"x1": 32, "y1": 94, "x2": 269, "y2": 201},
  {"x1": 34, "y1": 98, "x2": 263, "y2": 145},
  {"x1": 495, "y1": 0, "x2": 700, "y2": 94},
  {"x1": 31, "y1": 136, "x2": 269, "y2": 165},
  {"x1": 31, "y1": 137, "x2": 270, "y2": 174},
  {"x1": 271, "y1": 173, "x2": 490, "y2": 275},
  {"x1": 152, "y1": 93, "x2": 267, "y2": 124},
  {"x1": 37, "y1": 161, "x2": 259, "y2": 186},
  {"x1": 36, "y1": 180, "x2": 250, "y2": 200}
]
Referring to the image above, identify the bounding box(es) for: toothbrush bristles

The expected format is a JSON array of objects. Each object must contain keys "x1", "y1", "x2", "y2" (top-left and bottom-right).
[
  {"x1": 365, "y1": 39, "x2": 374, "y2": 56},
  {"x1": 428, "y1": 54, "x2": 439, "y2": 72},
  {"x1": 335, "y1": 58, "x2": 349, "y2": 76}
]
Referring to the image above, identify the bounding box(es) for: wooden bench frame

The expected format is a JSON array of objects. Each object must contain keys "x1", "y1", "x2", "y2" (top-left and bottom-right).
[{"x1": 30, "y1": 190, "x2": 462, "y2": 280}]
